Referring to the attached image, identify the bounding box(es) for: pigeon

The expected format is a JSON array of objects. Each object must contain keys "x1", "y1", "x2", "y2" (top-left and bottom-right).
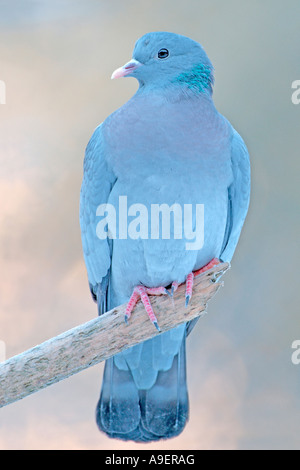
[{"x1": 80, "y1": 32, "x2": 250, "y2": 442}]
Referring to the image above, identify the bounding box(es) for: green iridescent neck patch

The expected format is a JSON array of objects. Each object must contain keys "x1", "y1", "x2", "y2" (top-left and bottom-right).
[{"x1": 174, "y1": 64, "x2": 213, "y2": 93}]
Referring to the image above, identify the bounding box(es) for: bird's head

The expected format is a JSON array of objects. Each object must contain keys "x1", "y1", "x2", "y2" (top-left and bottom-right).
[{"x1": 111, "y1": 32, "x2": 214, "y2": 95}]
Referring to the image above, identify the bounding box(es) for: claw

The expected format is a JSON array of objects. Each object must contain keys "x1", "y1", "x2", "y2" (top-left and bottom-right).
[
  {"x1": 184, "y1": 258, "x2": 220, "y2": 305},
  {"x1": 171, "y1": 281, "x2": 179, "y2": 297},
  {"x1": 185, "y1": 272, "x2": 194, "y2": 300},
  {"x1": 193, "y1": 258, "x2": 220, "y2": 277},
  {"x1": 124, "y1": 259, "x2": 220, "y2": 328},
  {"x1": 125, "y1": 283, "x2": 168, "y2": 331},
  {"x1": 125, "y1": 288, "x2": 140, "y2": 322}
]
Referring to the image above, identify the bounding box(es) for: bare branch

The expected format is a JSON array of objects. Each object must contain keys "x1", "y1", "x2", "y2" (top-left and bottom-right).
[{"x1": 0, "y1": 262, "x2": 229, "y2": 408}]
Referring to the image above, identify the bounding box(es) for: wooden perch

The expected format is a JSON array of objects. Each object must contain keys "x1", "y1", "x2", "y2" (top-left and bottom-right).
[{"x1": 0, "y1": 262, "x2": 229, "y2": 409}]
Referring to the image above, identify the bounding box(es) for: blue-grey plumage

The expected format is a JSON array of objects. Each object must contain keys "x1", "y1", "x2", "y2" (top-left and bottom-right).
[{"x1": 80, "y1": 32, "x2": 250, "y2": 441}]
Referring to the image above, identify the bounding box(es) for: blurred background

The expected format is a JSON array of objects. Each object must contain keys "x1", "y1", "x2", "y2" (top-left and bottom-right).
[{"x1": 0, "y1": 0, "x2": 299, "y2": 450}]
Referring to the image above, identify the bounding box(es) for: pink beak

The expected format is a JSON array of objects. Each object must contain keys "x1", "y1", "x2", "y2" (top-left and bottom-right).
[{"x1": 111, "y1": 59, "x2": 142, "y2": 79}]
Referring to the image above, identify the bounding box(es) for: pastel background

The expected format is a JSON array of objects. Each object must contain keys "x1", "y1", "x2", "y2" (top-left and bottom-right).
[{"x1": 0, "y1": 0, "x2": 299, "y2": 450}]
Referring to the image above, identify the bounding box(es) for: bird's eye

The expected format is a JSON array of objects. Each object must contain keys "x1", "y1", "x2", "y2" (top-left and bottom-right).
[{"x1": 158, "y1": 48, "x2": 169, "y2": 59}]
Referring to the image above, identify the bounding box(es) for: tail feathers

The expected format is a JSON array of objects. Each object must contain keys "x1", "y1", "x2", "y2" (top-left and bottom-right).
[
  {"x1": 96, "y1": 358, "x2": 141, "y2": 437},
  {"x1": 96, "y1": 338, "x2": 189, "y2": 442}
]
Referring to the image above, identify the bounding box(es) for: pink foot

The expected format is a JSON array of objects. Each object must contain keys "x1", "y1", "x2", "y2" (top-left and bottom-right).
[
  {"x1": 192, "y1": 258, "x2": 220, "y2": 278},
  {"x1": 125, "y1": 259, "x2": 220, "y2": 329},
  {"x1": 170, "y1": 258, "x2": 220, "y2": 306},
  {"x1": 125, "y1": 285, "x2": 169, "y2": 331}
]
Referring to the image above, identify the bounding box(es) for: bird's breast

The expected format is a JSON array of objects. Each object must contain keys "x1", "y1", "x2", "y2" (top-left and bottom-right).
[{"x1": 103, "y1": 96, "x2": 232, "y2": 183}]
